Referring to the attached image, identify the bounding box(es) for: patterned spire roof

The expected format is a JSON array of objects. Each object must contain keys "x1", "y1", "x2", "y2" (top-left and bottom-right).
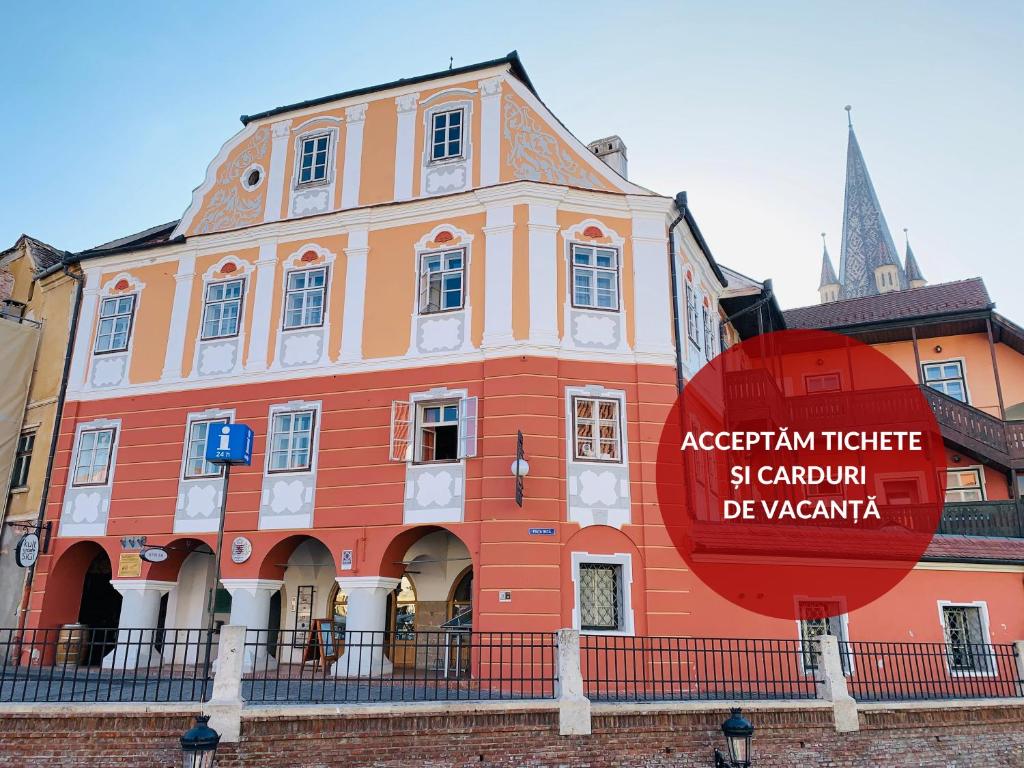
[
  {"x1": 838, "y1": 119, "x2": 906, "y2": 298},
  {"x1": 904, "y1": 236, "x2": 925, "y2": 283},
  {"x1": 819, "y1": 237, "x2": 838, "y2": 288}
]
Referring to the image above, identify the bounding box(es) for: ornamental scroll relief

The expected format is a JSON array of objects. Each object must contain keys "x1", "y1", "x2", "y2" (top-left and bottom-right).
[
  {"x1": 193, "y1": 126, "x2": 271, "y2": 235},
  {"x1": 502, "y1": 96, "x2": 602, "y2": 189}
]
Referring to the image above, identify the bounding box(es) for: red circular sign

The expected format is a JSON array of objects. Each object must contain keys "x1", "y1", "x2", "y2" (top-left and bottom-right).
[{"x1": 656, "y1": 329, "x2": 947, "y2": 620}]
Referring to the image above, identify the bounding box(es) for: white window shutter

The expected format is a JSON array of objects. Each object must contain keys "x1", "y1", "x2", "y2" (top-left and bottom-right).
[
  {"x1": 458, "y1": 396, "x2": 478, "y2": 459},
  {"x1": 389, "y1": 400, "x2": 413, "y2": 462}
]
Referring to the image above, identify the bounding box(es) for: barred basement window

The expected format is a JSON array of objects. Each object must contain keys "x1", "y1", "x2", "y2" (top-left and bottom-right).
[
  {"x1": 578, "y1": 563, "x2": 621, "y2": 631},
  {"x1": 797, "y1": 601, "x2": 848, "y2": 673},
  {"x1": 942, "y1": 605, "x2": 990, "y2": 673}
]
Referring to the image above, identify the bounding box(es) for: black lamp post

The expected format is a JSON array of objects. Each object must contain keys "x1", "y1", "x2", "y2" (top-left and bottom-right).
[
  {"x1": 181, "y1": 715, "x2": 220, "y2": 768},
  {"x1": 714, "y1": 708, "x2": 754, "y2": 768}
]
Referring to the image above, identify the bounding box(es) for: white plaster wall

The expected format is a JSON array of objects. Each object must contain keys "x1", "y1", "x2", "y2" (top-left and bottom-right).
[
  {"x1": 163, "y1": 549, "x2": 214, "y2": 664},
  {"x1": 277, "y1": 539, "x2": 337, "y2": 664},
  {"x1": 403, "y1": 531, "x2": 471, "y2": 602}
]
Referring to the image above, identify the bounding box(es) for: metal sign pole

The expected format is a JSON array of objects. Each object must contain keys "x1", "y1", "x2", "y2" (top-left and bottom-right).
[{"x1": 201, "y1": 462, "x2": 230, "y2": 687}]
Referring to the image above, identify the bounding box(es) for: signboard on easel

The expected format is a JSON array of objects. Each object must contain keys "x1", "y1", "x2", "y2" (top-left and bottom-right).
[{"x1": 301, "y1": 619, "x2": 340, "y2": 668}]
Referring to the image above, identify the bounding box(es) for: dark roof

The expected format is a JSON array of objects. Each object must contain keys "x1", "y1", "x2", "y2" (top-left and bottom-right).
[
  {"x1": 0, "y1": 234, "x2": 65, "y2": 274},
  {"x1": 89, "y1": 220, "x2": 180, "y2": 252},
  {"x1": 783, "y1": 278, "x2": 992, "y2": 330},
  {"x1": 923, "y1": 535, "x2": 1024, "y2": 565},
  {"x1": 240, "y1": 51, "x2": 536, "y2": 126}
]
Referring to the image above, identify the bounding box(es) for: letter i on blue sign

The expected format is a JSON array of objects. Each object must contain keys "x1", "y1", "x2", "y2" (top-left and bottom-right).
[{"x1": 205, "y1": 423, "x2": 254, "y2": 466}]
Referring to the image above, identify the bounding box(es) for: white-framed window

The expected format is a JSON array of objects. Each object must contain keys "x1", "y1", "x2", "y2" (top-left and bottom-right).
[
  {"x1": 268, "y1": 409, "x2": 316, "y2": 473},
  {"x1": 416, "y1": 401, "x2": 460, "y2": 463},
  {"x1": 430, "y1": 108, "x2": 464, "y2": 162},
  {"x1": 418, "y1": 249, "x2": 465, "y2": 314},
  {"x1": 940, "y1": 602, "x2": 993, "y2": 674},
  {"x1": 571, "y1": 553, "x2": 634, "y2": 635},
  {"x1": 573, "y1": 396, "x2": 621, "y2": 462},
  {"x1": 946, "y1": 467, "x2": 985, "y2": 502},
  {"x1": 10, "y1": 431, "x2": 35, "y2": 489},
  {"x1": 72, "y1": 428, "x2": 116, "y2": 487},
  {"x1": 296, "y1": 132, "x2": 331, "y2": 186},
  {"x1": 283, "y1": 267, "x2": 327, "y2": 329},
  {"x1": 806, "y1": 373, "x2": 842, "y2": 394},
  {"x1": 703, "y1": 307, "x2": 715, "y2": 361},
  {"x1": 797, "y1": 600, "x2": 850, "y2": 674},
  {"x1": 183, "y1": 417, "x2": 228, "y2": 479},
  {"x1": 201, "y1": 279, "x2": 244, "y2": 340},
  {"x1": 923, "y1": 360, "x2": 967, "y2": 403},
  {"x1": 571, "y1": 244, "x2": 619, "y2": 311},
  {"x1": 94, "y1": 296, "x2": 135, "y2": 353},
  {"x1": 685, "y1": 283, "x2": 700, "y2": 346},
  {"x1": 389, "y1": 393, "x2": 478, "y2": 463}
]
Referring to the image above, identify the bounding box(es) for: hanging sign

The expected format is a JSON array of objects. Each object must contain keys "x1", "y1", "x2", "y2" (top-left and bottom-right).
[
  {"x1": 14, "y1": 532, "x2": 40, "y2": 568},
  {"x1": 205, "y1": 423, "x2": 254, "y2": 466},
  {"x1": 117, "y1": 552, "x2": 143, "y2": 578},
  {"x1": 231, "y1": 536, "x2": 252, "y2": 564},
  {"x1": 140, "y1": 547, "x2": 169, "y2": 563}
]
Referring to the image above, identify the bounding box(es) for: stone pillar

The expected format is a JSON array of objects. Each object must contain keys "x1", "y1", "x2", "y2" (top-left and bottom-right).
[
  {"x1": 338, "y1": 225, "x2": 369, "y2": 363},
  {"x1": 341, "y1": 104, "x2": 367, "y2": 209},
  {"x1": 244, "y1": 242, "x2": 278, "y2": 373},
  {"x1": 481, "y1": 203, "x2": 515, "y2": 349},
  {"x1": 815, "y1": 635, "x2": 860, "y2": 733},
  {"x1": 101, "y1": 579, "x2": 176, "y2": 669},
  {"x1": 205, "y1": 625, "x2": 246, "y2": 743},
  {"x1": 393, "y1": 93, "x2": 419, "y2": 201},
  {"x1": 161, "y1": 252, "x2": 196, "y2": 382},
  {"x1": 556, "y1": 628, "x2": 591, "y2": 735},
  {"x1": 222, "y1": 578, "x2": 283, "y2": 672},
  {"x1": 331, "y1": 576, "x2": 401, "y2": 677}
]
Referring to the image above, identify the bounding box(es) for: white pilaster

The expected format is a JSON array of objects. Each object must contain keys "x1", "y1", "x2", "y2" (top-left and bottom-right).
[
  {"x1": 631, "y1": 213, "x2": 675, "y2": 356},
  {"x1": 245, "y1": 241, "x2": 278, "y2": 372},
  {"x1": 101, "y1": 579, "x2": 176, "y2": 669},
  {"x1": 263, "y1": 119, "x2": 293, "y2": 224},
  {"x1": 68, "y1": 270, "x2": 101, "y2": 393},
  {"x1": 528, "y1": 203, "x2": 560, "y2": 347},
  {"x1": 331, "y1": 576, "x2": 401, "y2": 677},
  {"x1": 478, "y1": 76, "x2": 503, "y2": 187},
  {"x1": 161, "y1": 253, "x2": 196, "y2": 382},
  {"x1": 222, "y1": 578, "x2": 283, "y2": 672},
  {"x1": 341, "y1": 104, "x2": 367, "y2": 209},
  {"x1": 482, "y1": 204, "x2": 515, "y2": 348},
  {"x1": 339, "y1": 226, "x2": 369, "y2": 363},
  {"x1": 393, "y1": 93, "x2": 419, "y2": 202}
]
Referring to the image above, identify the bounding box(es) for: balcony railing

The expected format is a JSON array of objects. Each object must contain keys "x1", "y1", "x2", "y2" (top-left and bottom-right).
[{"x1": 940, "y1": 500, "x2": 1024, "y2": 538}]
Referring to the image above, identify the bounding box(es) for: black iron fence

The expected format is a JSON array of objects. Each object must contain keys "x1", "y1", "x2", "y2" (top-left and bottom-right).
[
  {"x1": 0, "y1": 627, "x2": 213, "y2": 703},
  {"x1": 841, "y1": 641, "x2": 1022, "y2": 701},
  {"x1": 581, "y1": 636, "x2": 818, "y2": 701},
  {"x1": 241, "y1": 629, "x2": 558, "y2": 703}
]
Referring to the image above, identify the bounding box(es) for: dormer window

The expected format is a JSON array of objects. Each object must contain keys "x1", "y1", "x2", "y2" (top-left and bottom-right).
[
  {"x1": 94, "y1": 296, "x2": 135, "y2": 354},
  {"x1": 430, "y1": 109, "x2": 464, "y2": 162},
  {"x1": 297, "y1": 133, "x2": 331, "y2": 186}
]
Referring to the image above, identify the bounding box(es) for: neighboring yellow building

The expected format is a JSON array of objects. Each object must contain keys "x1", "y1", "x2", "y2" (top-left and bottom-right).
[{"x1": 0, "y1": 235, "x2": 81, "y2": 627}]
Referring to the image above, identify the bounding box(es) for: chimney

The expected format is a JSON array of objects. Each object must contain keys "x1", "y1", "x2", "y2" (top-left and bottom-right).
[{"x1": 587, "y1": 135, "x2": 627, "y2": 179}]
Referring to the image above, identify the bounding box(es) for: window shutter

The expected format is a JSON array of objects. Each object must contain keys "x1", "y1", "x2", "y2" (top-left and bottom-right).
[
  {"x1": 389, "y1": 400, "x2": 413, "y2": 462},
  {"x1": 458, "y1": 396, "x2": 478, "y2": 459},
  {"x1": 418, "y1": 266, "x2": 430, "y2": 314}
]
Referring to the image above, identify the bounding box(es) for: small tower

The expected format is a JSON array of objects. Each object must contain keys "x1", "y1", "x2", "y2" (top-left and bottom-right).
[
  {"x1": 818, "y1": 233, "x2": 840, "y2": 304},
  {"x1": 903, "y1": 229, "x2": 927, "y2": 289},
  {"x1": 873, "y1": 241, "x2": 900, "y2": 294}
]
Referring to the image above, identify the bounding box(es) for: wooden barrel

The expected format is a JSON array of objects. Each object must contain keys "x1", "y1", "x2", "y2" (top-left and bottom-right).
[{"x1": 56, "y1": 624, "x2": 87, "y2": 665}]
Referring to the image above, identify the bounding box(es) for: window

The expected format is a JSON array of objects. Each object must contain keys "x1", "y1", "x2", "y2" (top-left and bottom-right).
[
  {"x1": 94, "y1": 296, "x2": 135, "y2": 353},
  {"x1": 10, "y1": 431, "x2": 35, "y2": 489},
  {"x1": 418, "y1": 250, "x2": 465, "y2": 313},
  {"x1": 882, "y1": 478, "x2": 921, "y2": 505},
  {"x1": 578, "y1": 563, "x2": 622, "y2": 631},
  {"x1": 416, "y1": 401, "x2": 460, "y2": 463},
  {"x1": 806, "y1": 373, "x2": 841, "y2": 394},
  {"x1": 72, "y1": 428, "x2": 115, "y2": 486},
  {"x1": 703, "y1": 307, "x2": 714, "y2": 361},
  {"x1": 942, "y1": 605, "x2": 991, "y2": 673},
  {"x1": 571, "y1": 245, "x2": 619, "y2": 310},
  {"x1": 685, "y1": 283, "x2": 700, "y2": 346},
  {"x1": 923, "y1": 361, "x2": 967, "y2": 403},
  {"x1": 201, "y1": 279, "x2": 244, "y2": 340},
  {"x1": 183, "y1": 418, "x2": 228, "y2": 479},
  {"x1": 430, "y1": 109, "x2": 464, "y2": 161},
  {"x1": 573, "y1": 397, "x2": 621, "y2": 462},
  {"x1": 297, "y1": 133, "x2": 330, "y2": 185},
  {"x1": 946, "y1": 468, "x2": 984, "y2": 502},
  {"x1": 268, "y1": 410, "x2": 315, "y2": 472},
  {"x1": 283, "y1": 268, "x2": 326, "y2": 329},
  {"x1": 798, "y1": 601, "x2": 849, "y2": 673}
]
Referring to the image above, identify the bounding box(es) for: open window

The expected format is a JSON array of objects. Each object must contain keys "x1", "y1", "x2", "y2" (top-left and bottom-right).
[{"x1": 390, "y1": 396, "x2": 477, "y2": 463}]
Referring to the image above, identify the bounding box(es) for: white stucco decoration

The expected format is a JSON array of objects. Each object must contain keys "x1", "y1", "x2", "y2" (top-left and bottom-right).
[
  {"x1": 199, "y1": 343, "x2": 236, "y2": 374},
  {"x1": 93, "y1": 357, "x2": 126, "y2": 386},
  {"x1": 271, "y1": 479, "x2": 305, "y2": 514},
  {"x1": 573, "y1": 314, "x2": 616, "y2": 345},
  {"x1": 293, "y1": 188, "x2": 330, "y2": 215},
  {"x1": 185, "y1": 485, "x2": 218, "y2": 519},
  {"x1": 415, "y1": 471, "x2": 454, "y2": 507},
  {"x1": 72, "y1": 493, "x2": 102, "y2": 523},
  {"x1": 419, "y1": 316, "x2": 462, "y2": 351},
  {"x1": 282, "y1": 334, "x2": 321, "y2": 365},
  {"x1": 578, "y1": 470, "x2": 619, "y2": 507},
  {"x1": 425, "y1": 165, "x2": 467, "y2": 195}
]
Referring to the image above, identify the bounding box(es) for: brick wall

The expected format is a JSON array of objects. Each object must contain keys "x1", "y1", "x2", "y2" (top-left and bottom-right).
[{"x1": 1, "y1": 704, "x2": 1022, "y2": 767}]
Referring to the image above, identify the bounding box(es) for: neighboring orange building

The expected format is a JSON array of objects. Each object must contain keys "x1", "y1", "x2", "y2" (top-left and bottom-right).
[{"x1": 20, "y1": 56, "x2": 1024, "y2": 676}]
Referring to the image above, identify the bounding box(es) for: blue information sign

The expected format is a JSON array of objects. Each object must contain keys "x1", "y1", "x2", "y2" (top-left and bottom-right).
[
  {"x1": 205, "y1": 423, "x2": 254, "y2": 466},
  {"x1": 528, "y1": 527, "x2": 556, "y2": 536}
]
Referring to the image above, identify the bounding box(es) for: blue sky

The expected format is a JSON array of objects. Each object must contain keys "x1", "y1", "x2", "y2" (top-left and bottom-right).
[{"x1": 1, "y1": 1, "x2": 1021, "y2": 315}]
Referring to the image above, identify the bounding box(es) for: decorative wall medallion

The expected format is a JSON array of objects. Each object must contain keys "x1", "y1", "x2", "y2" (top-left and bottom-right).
[
  {"x1": 282, "y1": 333, "x2": 321, "y2": 366},
  {"x1": 503, "y1": 96, "x2": 602, "y2": 188},
  {"x1": 578, "y1": 470, "x2": 619, "y2": 506},
  {"x1": 419, "y1": 315, "x2": 463, "y2": 352},
  {"x1": 415, "y1": 471, "x2": 454, "y2": 507},
  {"x1": 572, "y1": 313, "x2": 617, "y2": 346},
  {"x1": 71, "y1": 492, "x2": 101, "y2": 523},
  {"x1": 270, "y1": 479, "x2": 305, "y2": 514},
  {"x1": 231, "y1": 536, "x2": 252, "y2": 564}
]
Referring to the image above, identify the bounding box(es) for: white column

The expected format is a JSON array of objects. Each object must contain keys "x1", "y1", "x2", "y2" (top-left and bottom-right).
[
  {"x1": 331, "y1": 576, "x2": 400, "y2": 677},
  {"x1": 67, "y1": 270, "x2": 101, "y2": 393},
  {"x1": 393, "y1": 93, "x2": 419, "y2": 201},
  {"x1": 482, "y1": 203, "x2": 515, "y2": 348},
  {"x1": 816, "y1": 635, "x2": 860, "y2": 733},
  {"x1": 245, "y1": 241, "x2": 278, "y2": 372},
  {"x1": 101, "y1": 579, "x2": 176, "y2": 669},
  {"x1": 161, "y1": 253, "x2": 196, "y2": 382},
  {"x1": 478, "y1": 76, "x2": 502, "y2": 187},
  {"x1": 341, "y1": 104, "x2": 367, "y2": 209},
  {"x1": 631, "y1": 213, "x2": 675, "y2": 357},
  {"x1": 339, "y1": 226, "x2": 369, "y2": 363},
  {"x1": 222, "y1": 578, "x2": 283, "y2": 672},
  {"x1": 528, "y1": 203, "x2": 560, "y2": 347},
  {"x1": 263, "y1": 119, "x2": 292, "y2": 224},
  {"x1": 556, "y1": 628, "x2": 591, "y2": 735}
]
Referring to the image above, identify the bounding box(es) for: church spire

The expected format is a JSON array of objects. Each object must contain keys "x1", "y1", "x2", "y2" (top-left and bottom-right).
[
  {"x1": 818, "y1": 233, "x2": 840, "y2": 303},
  {"x1": 837, "y1": 107, "x2": 906, "y2": 298},
  {"x1": 903, "y1": 228, "x2": 926, "y2": 288}
]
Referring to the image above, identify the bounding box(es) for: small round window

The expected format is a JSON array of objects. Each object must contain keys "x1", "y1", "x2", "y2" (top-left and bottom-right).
[{"x1": 240, "y1": 163, "x2": 264, "y2": 191}]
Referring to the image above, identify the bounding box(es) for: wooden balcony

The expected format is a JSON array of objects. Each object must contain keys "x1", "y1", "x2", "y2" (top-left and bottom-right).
[
  {"x1": 939, "y1": 500, "x2": 1024, "y2": 538},
  {"x1": 922, "y1": 387, "x2": 1024, "y2": 471}
]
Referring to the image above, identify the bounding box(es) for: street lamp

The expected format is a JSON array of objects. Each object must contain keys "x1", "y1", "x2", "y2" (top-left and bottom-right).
[
  {"x1": 180, "y1": 715, "x2": 220, "y2": 768},
  {"x1": 714, "y1": 708, "x2": 754, "y2": 768}
]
